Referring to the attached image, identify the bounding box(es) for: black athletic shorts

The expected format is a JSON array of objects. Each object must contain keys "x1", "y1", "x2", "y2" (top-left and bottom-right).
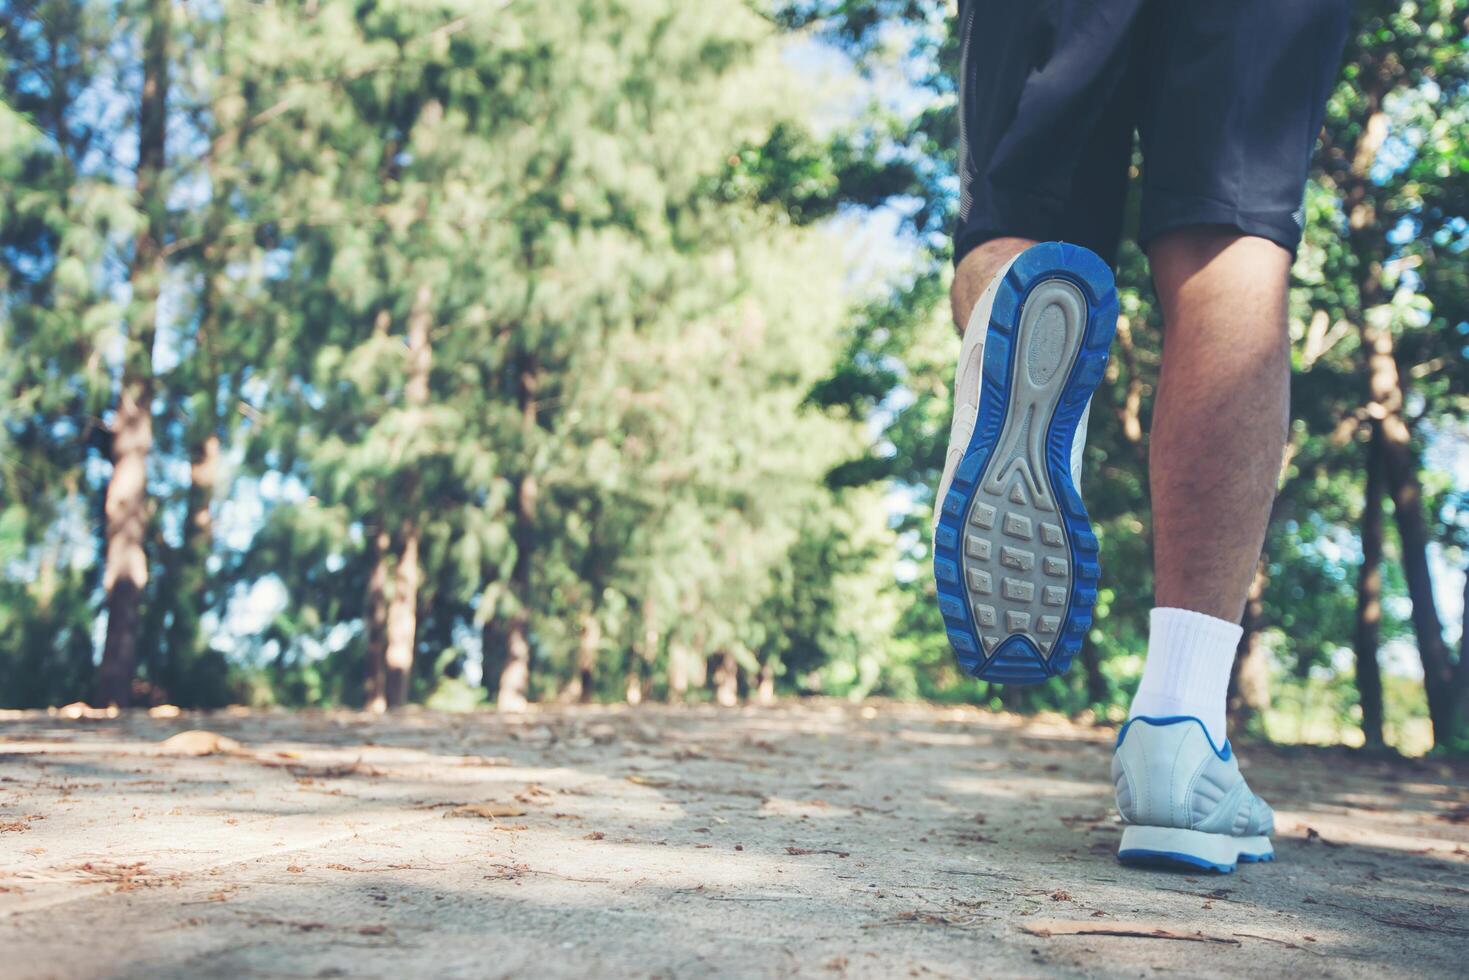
[{"x1": 954, "y1": 0, "x2": 1351, "y2": 267}]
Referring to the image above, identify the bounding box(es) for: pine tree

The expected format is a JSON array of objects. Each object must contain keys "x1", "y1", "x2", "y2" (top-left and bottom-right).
[
  {"x1": 93, "y1": 0, "x2": 172, "y2": 707},
  {"x1": 0, "y1": 2, "x2": 125, "y2": 706},
  {"x1": 1308, "y1": 1, "x2": 1469, "y2": 747}
]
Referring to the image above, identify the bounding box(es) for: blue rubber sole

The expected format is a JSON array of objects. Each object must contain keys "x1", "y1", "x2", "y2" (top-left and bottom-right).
[
  {"x1": 934, "y1": 242, "x2": 1118, "y2": 684},
  {"x1": 1117, "y1": 848, "x2": 1276, "y2": 875}
]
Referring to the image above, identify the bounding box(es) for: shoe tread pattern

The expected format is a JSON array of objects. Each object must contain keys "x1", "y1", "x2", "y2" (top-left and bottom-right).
[{"x1": 933, "y1": 242, "x2": 1117, "y2": 683}]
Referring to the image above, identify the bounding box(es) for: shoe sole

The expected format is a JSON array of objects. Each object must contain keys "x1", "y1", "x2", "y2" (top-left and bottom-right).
[
  {"x1": 933, "y1": 242, "x2": 1117, "y2": 684},
  {"x1": 1117, "y1": 825, "x2": 1275, "y2": 874}
]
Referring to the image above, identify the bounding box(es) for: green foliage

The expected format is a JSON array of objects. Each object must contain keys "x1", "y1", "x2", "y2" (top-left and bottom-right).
[
  {"x1": 0, "y1": 0, "x2": 1463, "y2": 758},
  {"x1": 0, "y1": 0, "x2": 899, "y2": 714}
]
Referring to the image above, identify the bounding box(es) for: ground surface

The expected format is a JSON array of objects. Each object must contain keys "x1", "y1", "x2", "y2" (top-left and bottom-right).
[{"x1": 2, "y1": 702, "x2": 1468, "y2": 979}]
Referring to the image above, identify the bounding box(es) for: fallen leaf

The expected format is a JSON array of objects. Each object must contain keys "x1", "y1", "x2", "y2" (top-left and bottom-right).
[
  {"x1": 76, "y1": 861, "x2": 158, "y2": 893},
  {"x1": 159, "y1": 730, "x2": 242, "y2": 756}
]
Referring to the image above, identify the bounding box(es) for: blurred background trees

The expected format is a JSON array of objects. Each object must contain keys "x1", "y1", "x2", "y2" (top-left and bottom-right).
[{"x1": 0, "y1": 1, "x2": 1464, "y2": 756}]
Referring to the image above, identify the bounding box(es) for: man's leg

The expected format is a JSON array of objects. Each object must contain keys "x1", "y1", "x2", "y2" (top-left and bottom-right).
[
  {"x1": 1111, "y1": 228, "x2": 1290, "y2": 871},
  {"x1": 1126, "y1": 228, "x2": 1292, "y2": 745},
  {"x1": 1150, "y1": 229, "x2": 1291, "y2": 621},
  {"x1": 1109, "y1": 0, "x2": 1347, "y2": 872}
]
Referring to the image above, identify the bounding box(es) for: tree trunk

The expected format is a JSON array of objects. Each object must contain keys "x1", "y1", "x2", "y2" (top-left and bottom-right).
[
  {"x1": 163, "y1": 263, "x2": 221, "y2": 701},
  {"x1": 1228, "y1": 561, "x2": 1272, "y2": 730},
  {"x1": 1457, "y1": 567, "x2": 1469, "y2": 734},
  {"x1": 1112, "y1": 315, "x2": 1148, "y2": 465},
  {"x1": 667, "y1": 641, "x2": 690, "y2": 703},
  {"x1": 1336, "y1": 83, "x2": 1457, "y2": 744},
  {"x1": 623, "y1": 647, "x2": 642, "y2": 706},
  {"x1": 561, "y1": 611, "x2": 600, "y2": 703},
  {"x1": 97, "y1": 0, "x2": 170, "y2": 707},
  {"x1": 1384, "y1": 439, "x2": 1454, "y2": 742},
  {"x1": 382, "y1": 284, "x2": 433, "y2": 709},
  {"x1": 167, "y1": 430, "x2": 218, "y2": 683},
  {"x1": 689, "y1": 640, "x2": 708, "y2": 689},
  {"x1": 713, "y1": 650, "x2": 739, "y2": 707},
  {"x1": 755, "y1": 657, "x2": 776, "y2": 706},
  {"x1": 497, "y1": 351, "x2": 539, "y2": 712},
  {"x1": 1353, "y1": 427, "x2": 1387, "y2": 747},
  {"x1": 998, "y1": 683, "x2": 1025, "y2": 712},
  {"x1": 626, "y1": 601, "x2": 656, "y2": 704},
  {"x1": 363, "y1": 526, "x2": 391, "y2": 713},
  {"x1": 1363, "y1": 320, "x2": 1454, "y2": 743},
  {"x1": 165, "y1": 72, "x2": 237, "y2": 701},
  {"x1": 624, "y1": 662, "x2": 643, "y2": 706},
  {"x1": 184, "y1": 391, "x2": 219, "y2": 542},
  {"x1": 361, "y1": 308, "x2": 395, "y2": 712},
  {"x1": 480, "y1": 615, "x2": 504, "y2": 694},
  {"x1": 383, "y1": 523, "x2": 419, "y2": 707},
  {"x1": 1454, "y1": 568, "x2": 1469, "y2": 735},
  {"x1": 498, "y1": 614, "x2": 532, "y2": 712},
  {"x1": 1078, "y1": 640, "x2": 1107, "y2": 708}
]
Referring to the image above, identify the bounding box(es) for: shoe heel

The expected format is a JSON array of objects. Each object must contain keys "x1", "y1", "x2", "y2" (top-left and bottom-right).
[{"x1": 1117, "y1": 825, "x2": 1274, "y2": 874}]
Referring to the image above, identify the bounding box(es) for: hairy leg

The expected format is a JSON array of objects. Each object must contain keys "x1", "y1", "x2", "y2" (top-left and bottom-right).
[
  {"x1": 950, "y1": 236, "x2": 1036, "y2": 333},
  {"x1": 1148, "y1": 229, "x2": 1292, "y2": 622}
]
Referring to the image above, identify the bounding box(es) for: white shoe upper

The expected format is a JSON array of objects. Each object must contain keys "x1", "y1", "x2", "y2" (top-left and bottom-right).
[
  {"x1": 934, "y1": 259, "x2": 1091, "y2": 529},
  {"x1": 1112, "y1": 717, "x2": 1275, "y2": 838}
]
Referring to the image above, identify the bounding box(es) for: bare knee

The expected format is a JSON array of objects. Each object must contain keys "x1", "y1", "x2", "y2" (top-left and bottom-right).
[
  {"x1": 1149, "y1": 228, "x2": 1292, "y2": 429},
  {"x1": 1149, "y1": 227, "x2": 1292, "y2": 358},
  {"x1": 950, "y1": 237, "x2": 1036, "y2": 335},
  {"x1": 1149, "y1": 228, "x2": 1291, "y2": 312}
]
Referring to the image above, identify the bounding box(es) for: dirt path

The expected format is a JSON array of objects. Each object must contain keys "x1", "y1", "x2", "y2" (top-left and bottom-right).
[{"x1": 2, "y1": 702, "x2": 1467, "y2": 978}]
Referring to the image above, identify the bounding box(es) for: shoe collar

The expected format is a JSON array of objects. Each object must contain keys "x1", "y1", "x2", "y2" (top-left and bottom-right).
[{"x1": 1115, "y1": 714, "x2": 1232, "y2": 761}]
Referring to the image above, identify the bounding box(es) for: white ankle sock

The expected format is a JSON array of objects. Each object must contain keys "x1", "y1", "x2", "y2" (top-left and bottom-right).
[{"x1": 1128, "y1": 607, "x2": 1243, "y2": 748}]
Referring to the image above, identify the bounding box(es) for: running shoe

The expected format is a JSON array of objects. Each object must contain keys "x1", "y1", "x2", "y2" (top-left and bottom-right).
[
  {"x1": 1112, "y1": 715, "x2": 1276, "y2": 873},
  {"x1": 932, "y1": 242, "x2": 1117, "y2": 683}
]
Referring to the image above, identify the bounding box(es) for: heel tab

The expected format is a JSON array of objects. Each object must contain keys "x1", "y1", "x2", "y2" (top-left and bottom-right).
[{"x1": 1115, "y1": 715, "x2": 1231, "y2": 761}]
